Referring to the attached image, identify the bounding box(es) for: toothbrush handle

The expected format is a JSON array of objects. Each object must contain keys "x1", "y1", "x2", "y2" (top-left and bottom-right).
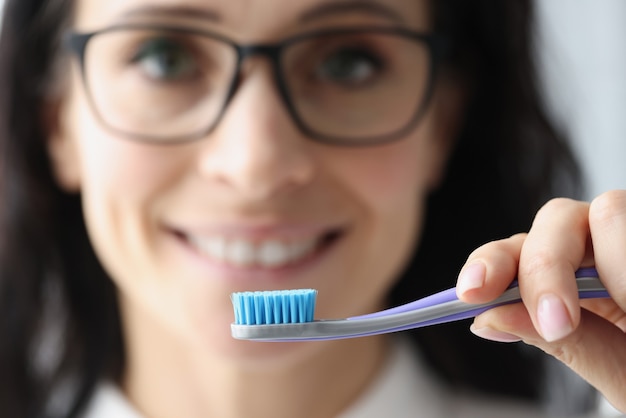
[
  {"x1": 427, "y1": 267, "x2": 607, "y2": 324},
  {"x1": 349, "y1": 267, "x2": 603, "y2": 321}
]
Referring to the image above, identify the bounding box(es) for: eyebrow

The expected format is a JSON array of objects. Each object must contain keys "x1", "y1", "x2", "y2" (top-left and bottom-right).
[
  {"x1": 116, "y1": 1, "x2": 405, "y2": 26},
  {"x1": 118, "y1": 5, "x2": 221, "y2": 23},
  {"x1": 299, "y1": 1, "x2": 407, "y2": 24}
]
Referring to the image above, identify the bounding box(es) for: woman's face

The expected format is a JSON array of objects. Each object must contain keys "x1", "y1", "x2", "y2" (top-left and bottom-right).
[{"x1": 49, "y1": 0, "x2": 456, "y2": 361}]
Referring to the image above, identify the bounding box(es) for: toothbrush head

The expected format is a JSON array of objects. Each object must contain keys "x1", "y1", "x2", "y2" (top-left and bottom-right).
[{"x1": 231, "y1": 289, "x2": 317, "y2": 325}]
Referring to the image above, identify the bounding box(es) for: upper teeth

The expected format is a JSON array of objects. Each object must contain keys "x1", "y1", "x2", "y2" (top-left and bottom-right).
[{"x1": 188, "y1": 235, "x2": 318, "y2": 268}]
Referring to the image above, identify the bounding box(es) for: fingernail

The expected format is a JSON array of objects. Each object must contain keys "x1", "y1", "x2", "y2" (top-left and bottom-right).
[
  {"x1": 537, "y1": 294, "x2": 574, "y2": 342},
  {"x1": 457, "y1": 262, "x2": 486, "y2": 296},
  {"x1": 470, "y1": 324, "x2": 522, "y2": 343}
]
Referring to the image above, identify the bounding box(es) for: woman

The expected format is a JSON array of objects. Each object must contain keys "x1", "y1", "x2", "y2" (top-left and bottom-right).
[{"x1": 0, "y1": 0, "x2": 624, "y2": 417}]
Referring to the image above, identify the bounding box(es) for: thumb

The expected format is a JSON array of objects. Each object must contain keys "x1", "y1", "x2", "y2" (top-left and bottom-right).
[
  {"x1": 471, "y1": 305, "x2": 626, "y2": 413},
  {"x1": 537, "y1": 311, "x2": 626, "y2": 413}
]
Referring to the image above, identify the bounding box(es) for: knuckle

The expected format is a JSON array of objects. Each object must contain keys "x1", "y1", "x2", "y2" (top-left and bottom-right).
[
  {"x1": 542, "y1": 332, "x2": 583, "y2": 366},
  {"x1": 532, "y1": 198, "x2": 587, "y2": 230},
  {"x1": 466, "y1": 240, "x2": 497, "y2": 260},
  {"x1": 482, "y1": 238, "x2": 510, "y2": 254},
  {"x1": 589, "y1": 190, "x2": 626, "y2": 229},
  {"x1": 536, "y1": 197, "x2": 578, "y2": 219},
  {"x1": 509, "y1": 232, "x2": 528, "y2": 240},
  {"x1": 519, "y1": 250, "x2": 560, "y2": 278},
  {"x1": 466, "y1": 235, "x2": 522, "y2": 262}
]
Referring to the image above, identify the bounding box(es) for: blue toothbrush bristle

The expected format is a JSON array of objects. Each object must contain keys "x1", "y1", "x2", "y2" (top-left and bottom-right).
[{"x1": 231, "y1": 289, "x2": 317, "y2": 325}]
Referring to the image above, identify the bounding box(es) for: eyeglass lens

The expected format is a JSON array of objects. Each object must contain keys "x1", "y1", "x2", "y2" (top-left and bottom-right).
[{"x1": 82, "y1": 27, "x2": 431, "y2": 143}]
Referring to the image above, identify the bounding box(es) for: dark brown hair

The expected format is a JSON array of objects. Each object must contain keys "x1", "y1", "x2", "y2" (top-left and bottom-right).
[{"x1": 0, "y1": 1, "x2": 587, "y2": 417}]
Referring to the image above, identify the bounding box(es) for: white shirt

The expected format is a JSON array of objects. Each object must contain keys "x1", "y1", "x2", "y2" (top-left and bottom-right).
[{"x1": 81, "y1": 338, "x2": 622, "y2": 418}]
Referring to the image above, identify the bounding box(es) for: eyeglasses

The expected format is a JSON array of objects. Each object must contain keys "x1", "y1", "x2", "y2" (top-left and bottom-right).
[{"x1": 64, "y1": 24, "x2": 442, "y2": 146}]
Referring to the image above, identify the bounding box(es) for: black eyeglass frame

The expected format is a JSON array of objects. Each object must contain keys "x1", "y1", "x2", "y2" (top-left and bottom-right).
[{"x1": 64, "y1": 24, "x2": 444, "y2": 146}]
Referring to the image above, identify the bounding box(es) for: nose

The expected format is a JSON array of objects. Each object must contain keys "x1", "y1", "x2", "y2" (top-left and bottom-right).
[{"x1": 196, "y1": 62, "x2": 316, "y2": 200}]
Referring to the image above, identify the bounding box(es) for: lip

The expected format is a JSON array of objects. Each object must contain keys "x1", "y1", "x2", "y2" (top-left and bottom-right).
[{"x1": 163, "y1": 221, "x2": 347, "y2": 282}]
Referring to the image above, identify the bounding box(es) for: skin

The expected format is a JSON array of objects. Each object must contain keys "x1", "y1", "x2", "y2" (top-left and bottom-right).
[
  {"x1": 456, "y1": 191, "x2": 626, "y2": 413},
  {"x1": 47, "y1": 1, "x2": 460, "y2": 417}
]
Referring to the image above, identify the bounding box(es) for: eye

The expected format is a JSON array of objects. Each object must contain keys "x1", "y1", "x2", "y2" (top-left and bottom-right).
[
  {"x1": 130, "y1": 37, "x2": 198, "y2": 82},
  {"x1": 316, "y1": 47, "x2": 384, "y2": 86}
]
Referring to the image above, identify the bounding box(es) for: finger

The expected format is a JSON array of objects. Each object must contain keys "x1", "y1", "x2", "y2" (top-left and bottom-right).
[
  {"x1": 470, "y1": 303, "x2": 535, "y2": 343},
  {"x1": 588, "y1": 190, "x2": 626, "y2": 311},
  {"x1": 456, "y1": 233, "x2": 526, "y2": 303},
  {"x1": 472, "y1": 306, "x2": 626, "y2": 413},
  {"x1": 518, "y1": 198, "x2": 592, "y2": 342}
]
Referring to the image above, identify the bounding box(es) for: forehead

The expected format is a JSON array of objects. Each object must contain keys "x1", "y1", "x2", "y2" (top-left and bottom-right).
[{"x1": 74, "y1": 0, "x2": 431, "y2": 39}]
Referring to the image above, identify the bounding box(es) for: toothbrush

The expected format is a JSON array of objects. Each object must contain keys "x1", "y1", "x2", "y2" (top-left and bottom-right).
[{"x1": 231, "y1": 267, "x2": 609, "y2": 342}]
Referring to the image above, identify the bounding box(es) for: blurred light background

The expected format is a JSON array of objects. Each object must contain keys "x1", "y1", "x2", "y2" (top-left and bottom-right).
[{"x1": 536, "y1": 0, "x2": 626, "y2": 199}]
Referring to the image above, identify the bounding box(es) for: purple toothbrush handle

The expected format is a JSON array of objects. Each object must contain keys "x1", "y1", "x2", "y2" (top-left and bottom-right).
[{"x1": 350, "y1": 267, "x2": 601, "y2": 321}]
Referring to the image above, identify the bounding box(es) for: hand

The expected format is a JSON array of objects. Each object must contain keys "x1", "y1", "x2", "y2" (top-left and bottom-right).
[{"x1": 456, "y1": 191, "x2": 626, "y2": 413}]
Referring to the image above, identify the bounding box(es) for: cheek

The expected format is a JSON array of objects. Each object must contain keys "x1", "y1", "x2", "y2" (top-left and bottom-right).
[
  {"x1": 70, "y1": 101, "x2": 186, "y2": 276},
  {"x1": 67, "y1": 76, "x2": 187, "y2": 199},
  {"x1": 79, "y1": 140, "x2": 164, "y2": 200},
  {"x1": 336, "y1": 140, "x2": 434, "y2": 219},
  {"x1": 342, "y1": 111, "x2": 448, "y2": 229},
  {"x1": 78, "y1": 137, "x2": 163, "y2": 264},
  {"x1": 74, "y1": 103, "x2": 184, "y2": 212},
  {"x1": 323, "y1": 138, "x2": 437, "y2": 309}
]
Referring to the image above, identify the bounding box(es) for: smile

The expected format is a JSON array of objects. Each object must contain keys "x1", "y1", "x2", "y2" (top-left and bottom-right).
[{"x1": 178, "y1": 228, "x2": 344, "y2": 270}]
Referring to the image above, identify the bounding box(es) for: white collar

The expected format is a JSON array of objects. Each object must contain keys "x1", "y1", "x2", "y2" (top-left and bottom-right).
[
  {"x1": 337, "y1": 337, "x2": 448, "y2": 418},
  {"x1": 82, "y1": 382, "x2": 143, "y2": 418}
]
